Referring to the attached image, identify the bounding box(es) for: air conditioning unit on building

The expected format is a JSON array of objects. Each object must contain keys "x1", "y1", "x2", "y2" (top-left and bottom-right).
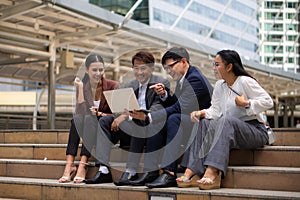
[{"x1": 60, "y1": 50, "x2": 74, "y2": 69}]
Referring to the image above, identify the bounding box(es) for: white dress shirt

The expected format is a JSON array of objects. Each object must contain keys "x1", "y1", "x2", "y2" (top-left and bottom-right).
[{"x1": 138, "y1": 82, "x2": 148, "y2": 110}]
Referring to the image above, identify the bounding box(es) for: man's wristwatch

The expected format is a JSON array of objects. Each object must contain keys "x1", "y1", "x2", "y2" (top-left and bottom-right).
[{"x1": 145, "y1": 114, "x2": 150, "y2": 124}]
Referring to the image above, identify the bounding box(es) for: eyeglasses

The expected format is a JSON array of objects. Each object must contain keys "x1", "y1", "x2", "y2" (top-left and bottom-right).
[
  {"x1": 92, "y1": 68, "x2": 104, "y2": 72},
  {"x1": 163, "y1": 60, "x2": 180, "y2": 71}
]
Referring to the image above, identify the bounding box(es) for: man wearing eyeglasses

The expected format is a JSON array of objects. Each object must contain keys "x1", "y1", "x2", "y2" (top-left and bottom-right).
[
  {"x1": 84, "y1": 51, "x2": 170, "y2": 185},
  {"x1": 129, "y1": 47, "x2": 213, "y2": 188}
]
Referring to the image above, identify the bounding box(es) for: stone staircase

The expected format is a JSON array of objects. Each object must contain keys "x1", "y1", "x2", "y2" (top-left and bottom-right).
[{"x1": 0, "y1": 129, "x2": 299, "y2": 200}]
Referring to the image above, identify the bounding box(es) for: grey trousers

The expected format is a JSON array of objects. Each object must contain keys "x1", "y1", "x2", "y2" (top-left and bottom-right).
[{"x1": 187, "y1": 115, "x2": 268, "y2": 176}]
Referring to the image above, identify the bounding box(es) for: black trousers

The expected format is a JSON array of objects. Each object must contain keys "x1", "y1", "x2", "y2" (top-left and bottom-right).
[
  {"x1": 66, "y1": 115, "x2": 97, "y2": 157},
  {"x1": 160, "y1": 113, "x2": 195, "y2": 173},
  {"x1": 126, "y1": 123, "x2": 166, "y2": 172}
]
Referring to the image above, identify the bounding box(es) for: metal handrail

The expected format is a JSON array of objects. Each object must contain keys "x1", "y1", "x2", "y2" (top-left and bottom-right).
[{"x1": 0, "y1": 113, "x2": 71, "y2": 130}]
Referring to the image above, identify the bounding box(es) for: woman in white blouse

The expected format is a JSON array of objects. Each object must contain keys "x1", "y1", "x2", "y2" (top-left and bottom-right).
[{"x1": 176, "y1": 50, "x2": 274, "y2": 190}]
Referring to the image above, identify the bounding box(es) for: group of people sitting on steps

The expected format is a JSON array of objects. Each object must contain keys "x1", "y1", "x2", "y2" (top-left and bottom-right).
[{"x1": 58, "y1": 46, "x2": 273, "y2": 190}]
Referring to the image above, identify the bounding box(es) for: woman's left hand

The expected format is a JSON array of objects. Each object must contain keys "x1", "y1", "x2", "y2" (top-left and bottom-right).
[
  {"x1": 191, "y1": 110, "x2": 204, "y2": 122},
  {"x1": 235, "y1": 94, "x2": 249, "y2": 107}
]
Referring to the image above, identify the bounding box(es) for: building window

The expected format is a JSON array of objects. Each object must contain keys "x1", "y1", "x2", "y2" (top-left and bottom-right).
[
  {"x1": 188, "y1": 2, "x2": 256, "y2": 36},
  {"x1": 176, "y1": 18, "x2": 211, "y2": 36},
  {"x1": 264, "y1": 46, "x2": 273, "y2": 53},
  {"x1": 286, "y1": 2, "x2": 297, "y2": 8},
  {"x1": 264, "y1": 57, "x2": 271, "y2": 63},
  {"x1": 286, "y1": 13, "x2": 295, "y2": 19},
  {"x1": 266, "y1": 34, "x2": 282, "y2": 42},
  {"x1": 210, "y1": 31, "x2": 218, "y2": 39},
  {"x1": 288, "y1": 57, "x2": 294, "y2": 63},
  {"x1": 212, "y1": 0, "x2": 228, "y2": 5},
  {"x1": 265, "y1": 12, "x2": 283, "y2": 20},
  {"x1": 264, "y1": 12, "x2": 273, "y2": 20},
  {"x1": 272, "y1": 24, "x2": 283, "y2": 31},
  {"x1": 286, "y1": 46, "x2": 294, "y2": 52},
  {"x1": 264, "y1": 23, "x2": 273, "y2": 31},
  {"x1": 231, "y1": 0, "x2": 255, "y2": 16},
  {"x1": 89, "y1": 0, "x2": 149, "y2": 24},
  {"x1": 207, "y1": 0, "x2": 256, "y2": 17},
  {"x1": 265, "y1": 1, "x2": 283, "y2": 9},
  {"x1": 287, "y1": 24, "x2": 296, "y2": 31},
  {"x1": 189, "y1": 2, "x2": 220, "y2": 20},
  {"x1": 264, "y1": 46, "x2": 284, "y2": 53},
  {"x1": 90, "y1": 0, "x2": 133, "y2": 15},
  {"x1": 277, "y1": 46, "x2": 284, "y2": 53},
  {"x1": 238, "y1": 39, "x2": 257, "y2": 51},
  {"x1": 153, "y1": 8, "x2": 177, "y2": 25},
  {"x1": 272, "y1": 57, "x2": 283, "y2": 64},
  {"x1": 287, "y1": 35, "x2": 297, "y2": 41},
  {"x1": 221, "y1": 14, "x2": 256, "y2": 35},
  {"x1": 161, "y1": 0, "x2": 189, "y2": 7}
]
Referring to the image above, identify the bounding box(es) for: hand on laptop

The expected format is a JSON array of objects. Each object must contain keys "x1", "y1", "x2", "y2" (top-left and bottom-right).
[{"x1": 129, "y1": 110, "x2": 147, "y2": 121}]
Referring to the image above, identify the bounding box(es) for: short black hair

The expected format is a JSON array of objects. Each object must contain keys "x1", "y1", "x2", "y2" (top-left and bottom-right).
[
  {"x1": 132, "y1": 51, "x2": 155, "y2": 67},
  {"x1": 161, "y1": 47, "x2": 190, "y2": 65}
]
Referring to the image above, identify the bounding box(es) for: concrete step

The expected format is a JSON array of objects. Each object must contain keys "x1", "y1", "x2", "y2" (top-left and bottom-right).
[
  {"x1": 0, "y1": 130, "x2": 69, "y2": 144},
  {"x1": 0, "y1": 143, "x2": 131, "y2": 163},
  {"x1": 229, "y1": 146, "x2": 300, "y2": 167},
  {"x1": 0, "y1": 144, "x2": 71, "y2": 161},
  {"x1": 0, "y1": 176, "x2": 299, "y2": 200},
  {"x1": 1, "y1": 129, "x2": 300, "y2": 146},
  {"x1": 273, "y1": 128, "x2": 300, "y2": 146},
  {"x1": 0, "y1": 159, "x2": 299, "y2": 192},
  {"x1": 0, "y1": 159, "x2": 123, "y2": 182},
  {"x1": 223, "y1": 166, "x2": 300, "y2": 192},
  {"x1": 0, "y1": 144, "x2": 300, "y2": 167}
]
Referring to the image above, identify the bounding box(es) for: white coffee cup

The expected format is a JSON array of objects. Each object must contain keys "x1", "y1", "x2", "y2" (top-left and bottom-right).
[{"x1": 93, "y1": 100, "x2": 100, "y2": 108}]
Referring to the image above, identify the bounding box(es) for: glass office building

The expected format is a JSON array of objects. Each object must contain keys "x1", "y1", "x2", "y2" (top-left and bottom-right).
[
  {"x1": 149, "y1": 0, "x2": 259, "y2": 60},
  {"x1": 89, "y1": 0, "x2": 149, "y2": 24},
  {"x1": 258, "y1": 0, "x2": 299, "y2": 73},
  {"x1": 90, "y1": 0, "x2": 259, "y2": 60}
]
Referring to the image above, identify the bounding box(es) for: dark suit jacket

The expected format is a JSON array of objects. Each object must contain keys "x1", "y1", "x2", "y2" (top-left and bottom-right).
[
  {"x1": 76, "y1": 77, "x2": 119, "y2": 115},
  {"x1": 151, "y1": 65, "x2": 212, "y2": 123}
]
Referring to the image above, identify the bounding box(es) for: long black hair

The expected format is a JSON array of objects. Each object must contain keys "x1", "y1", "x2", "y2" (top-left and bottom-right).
[
  {"x1": 217, "y1": 50, "x2": 255, "y2": 80},
  {"x1": 82, "y1": 54, "x2": 104, "y2": 83}
]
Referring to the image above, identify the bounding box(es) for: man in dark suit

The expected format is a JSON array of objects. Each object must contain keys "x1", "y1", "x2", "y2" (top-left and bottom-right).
[
  {"x1": 129, "y1": 47, "x2": 213, "y2": 188},
  {"x1": 84, "y1": 51, "x2": 170, "y2": 185}
]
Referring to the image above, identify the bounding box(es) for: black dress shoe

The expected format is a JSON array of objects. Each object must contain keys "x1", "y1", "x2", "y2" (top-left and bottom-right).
[
  {"x1": 114, "y1": 172, "x2": 139, "y2": 186},
  {"x1": 84, "y1": 171, "x2": 112, "y2": 184},
  {"x1": 145, "y1": 172, "x2": 177, "y2": 188},
  {"x1": 130, "y1": 171, "x2": 159, "y2": 186}
]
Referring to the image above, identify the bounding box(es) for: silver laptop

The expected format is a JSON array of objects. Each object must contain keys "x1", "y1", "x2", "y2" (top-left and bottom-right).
[{"x1": 103, "y1": 88, "x2": 141, "y2": 113}]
